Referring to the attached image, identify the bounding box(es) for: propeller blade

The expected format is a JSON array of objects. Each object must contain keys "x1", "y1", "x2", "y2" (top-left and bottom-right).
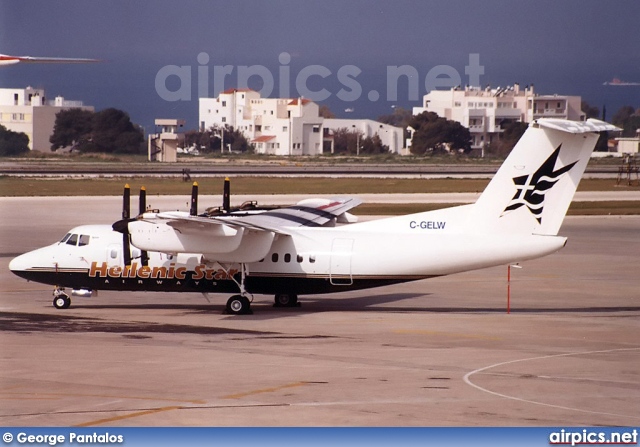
[
  {"x1": 223, "y1": 177, "x2": 231, "y2": 213},
  {"x1": 121, "y1": 184, "x2": 132, "y2": 266},
  {"x1": 122, "y1": 233, "x2": 132, "y2": 267},
  {"x1": 139, "y1": 186, "x2": 149, "y2": 266},
  {"x1": 139, "y1": 186, "x2": 146, "y2": 215},
  {"x1": 190, "y1": 182, "x2": 198, "y2": 216},
  {"x1": 122, "y1": 184, "x2": 130, "y2": 220}
]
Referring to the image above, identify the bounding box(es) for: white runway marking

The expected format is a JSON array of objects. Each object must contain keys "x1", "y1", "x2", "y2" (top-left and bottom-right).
[{"x1": 463, "y1": 347, "x2": 640, "y2": 421}]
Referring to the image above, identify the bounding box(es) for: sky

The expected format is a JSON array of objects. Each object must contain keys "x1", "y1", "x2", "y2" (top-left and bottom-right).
[{"x1": 1, "y1": 0, "x2": 639, "y2": 132}]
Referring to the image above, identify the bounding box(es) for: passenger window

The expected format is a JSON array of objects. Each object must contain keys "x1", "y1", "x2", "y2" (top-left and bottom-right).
[
  {"x1": 60, "y1": 233, "x2": 71, "y2": 243},
  {"x1": 297, "y1": 255, "x2": 303, "y2": 263},
  {"x1": 110, "y1": 249, "x2": 118, "y2": 259},
  {"x1": 66, "y1": 234, "x2": 78, "y2": 246},
  {"x1": 78, "y1": 235, "x2": 90, "y2": 246},
  {"x1": 271, "y1": 253, "x2": 279, "y2": 262},
  {"x1": 309, "y1": 255, "x2": 316, "y2": 263},
  {"x1": 284, "y1": 253, "x2": 291, "y2": 263}
]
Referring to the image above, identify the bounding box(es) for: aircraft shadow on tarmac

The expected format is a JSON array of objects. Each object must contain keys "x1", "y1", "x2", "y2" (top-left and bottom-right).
[
  {"x1": 3, "y1": 289, "x2": 639, "y2": 333},
  {"x1": 49, "y1": 292, "x2": 428, "y2": 320}
]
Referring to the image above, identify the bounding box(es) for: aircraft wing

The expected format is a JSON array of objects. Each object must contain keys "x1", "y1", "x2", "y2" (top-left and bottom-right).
[
  {"x1": 0, "y1": 54, "x2": 100, "y2": 66},
  {"x1": 129, "y1": 197, "x2": 362, "y2": 262},
  {"x1": 228, "y1": 197, "x2": 363, "y2": 232},
  {"x1": 149, "y1": 197, "x2": 361, "y2": 233}
]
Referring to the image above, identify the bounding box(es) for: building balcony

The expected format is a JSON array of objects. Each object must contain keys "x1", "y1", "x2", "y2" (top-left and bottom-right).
[{"x1": 533, "y1": 109, "x2": 567, "y2": 116}]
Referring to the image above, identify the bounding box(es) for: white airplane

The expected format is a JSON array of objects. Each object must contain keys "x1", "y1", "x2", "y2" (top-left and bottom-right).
[
  {"x1": 0, "y1": 53, "x2": 99, "y2": 66},
  {"x1": 9, "y1": 118, "x2": 618, "y2": 315}
]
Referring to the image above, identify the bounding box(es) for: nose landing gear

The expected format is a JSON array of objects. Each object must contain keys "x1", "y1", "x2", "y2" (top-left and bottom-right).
[{"x1": 53, "y1": 287, "x2": 71, "y2": 309}]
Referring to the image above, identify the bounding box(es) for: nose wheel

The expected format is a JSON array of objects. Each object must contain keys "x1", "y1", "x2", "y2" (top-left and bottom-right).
[{"x1": 53, "y1": 287, "x2": 71, "y2": 309}]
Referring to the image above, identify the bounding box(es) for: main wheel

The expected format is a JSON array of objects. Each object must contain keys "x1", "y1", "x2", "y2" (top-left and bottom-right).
[
  {"x1": 274, "y1": 294, "x2": 299, "y2": 307},
  {"x1": 53, "y1": 294, "x2": 71, "y2": 309},
  {"x1": 226, "y1": 295, "x2": 251, "y2": 315}
]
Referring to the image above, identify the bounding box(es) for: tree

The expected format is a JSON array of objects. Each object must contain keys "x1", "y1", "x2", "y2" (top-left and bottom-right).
[
  {"x1": 91, "y1": 108, "x2": 144, "y2": 153},
  {"x1": 318, "y1": 105, "x2": 335, "y2": 119},
  {"x1": 50, "y1": 108, "x2": 144, "y2": 153},
  {"x1": 49, "y1": 109, "x2": 94, "y2": 151},
  {"x1": 360, "y1": 134, "x2": 389, "y2": 154},
  {"x1": 331, "y1": 127, "x2": 360, "y2": 154},
  {"x1": 581, "y1": 101, "x2": 600, "y2": 119},
  {"x1": 0, "y1": 125, "x2": 30, "y2": 156},
  {"x1": 484, "y1": 121, "x2": 528, "y2": 158},
  {"x1": 377, "y1": 107, "x2": 412, "y2": 128},
  {"x1": 408, "y1": 112, "x2": 471, "y2": 155},
  {"x1": 612, "y1": 105, "x2": 640, "y2": 137}
]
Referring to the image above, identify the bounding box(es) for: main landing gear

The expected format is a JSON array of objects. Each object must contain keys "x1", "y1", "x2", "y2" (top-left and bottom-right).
[
  {"x1": 53, "y1": 287, "x2": 71, "y2": 309},
  {"x1": 274, "y1": 294, "x2": 299, "y2": 308},
  {"x1": 226, "y1": 295, "x2": 252, "y2": 315},
  {"x1": 224, "y1": 263, "x2": 253, "y2": 315}
]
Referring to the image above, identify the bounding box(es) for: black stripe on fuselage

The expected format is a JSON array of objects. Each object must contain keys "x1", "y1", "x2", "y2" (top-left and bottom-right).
[{"x1": 11, "y1": 269, "x2": 435, "y2": 295}]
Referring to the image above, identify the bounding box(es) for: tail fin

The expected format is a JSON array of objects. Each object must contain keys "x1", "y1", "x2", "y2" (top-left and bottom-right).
[{"x1": 470, "y1": 119, "x2": 619, "y2": 235}]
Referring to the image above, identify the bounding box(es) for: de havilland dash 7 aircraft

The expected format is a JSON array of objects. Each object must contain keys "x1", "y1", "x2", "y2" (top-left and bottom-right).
[{"x1": 9, "y1": 118, "x2": 618, "y2": 315}]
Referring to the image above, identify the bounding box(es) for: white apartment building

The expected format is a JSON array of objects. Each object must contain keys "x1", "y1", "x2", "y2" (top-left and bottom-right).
[
  {"x1": 0, "y1": 86, "x2": 94, "y2": 151},
  {"x1": 412, "y1": 84, "x2": 584, "y2": 150},
  {"x1": 199, "y1": 89, "x2": 404, "y2": 155},
  {"x1": 199, "y1": 89, "x2": 324, "y2": 156}
]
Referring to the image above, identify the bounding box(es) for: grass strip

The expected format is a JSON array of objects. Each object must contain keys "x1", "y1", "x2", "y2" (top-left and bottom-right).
[
  {"x1": 352, "y1": 201, "x2": 640, "y2": 216},
  {"x1": 0, "y1": 176, "x2": 637, "y2": 196}
]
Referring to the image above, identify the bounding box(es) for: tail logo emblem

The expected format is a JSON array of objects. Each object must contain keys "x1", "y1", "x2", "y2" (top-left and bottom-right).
[{"x1": 502, "y1": 145, "x2": 578, "y2": 223}]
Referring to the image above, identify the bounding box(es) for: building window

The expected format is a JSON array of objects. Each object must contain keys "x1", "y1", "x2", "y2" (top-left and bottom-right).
[
  {"x1": 283, "y1": 126, "x2": 288, "y2": 132},
  {"x1": 222, "y1": 101, "x2": 227, "y2": 107},
  {"x1": 222, "y1": 117, "x2": 226, "y2": 123},
  {"x1": 312, "y1": 125, "x2": 320, "y2": 133}
]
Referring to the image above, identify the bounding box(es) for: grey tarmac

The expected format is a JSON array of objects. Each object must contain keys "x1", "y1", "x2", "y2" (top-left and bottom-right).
[{"x1": 0, "y1": 196, "x2": 638, "y2": 426}]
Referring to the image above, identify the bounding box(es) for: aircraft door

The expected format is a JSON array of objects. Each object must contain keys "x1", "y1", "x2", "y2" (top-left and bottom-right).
[{"x1": 330, "y1": 238, "x2": 353, "y2": 285}]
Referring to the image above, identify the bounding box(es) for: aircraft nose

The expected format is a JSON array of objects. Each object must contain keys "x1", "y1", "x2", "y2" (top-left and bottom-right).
[{"x1": 9, "y1": 252, "x2": 34, "y2": 272}]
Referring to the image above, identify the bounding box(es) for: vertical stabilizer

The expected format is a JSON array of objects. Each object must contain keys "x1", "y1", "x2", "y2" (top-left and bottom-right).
[{"x1": 469, "y1": 119, "x2": 619, "y2": 235}]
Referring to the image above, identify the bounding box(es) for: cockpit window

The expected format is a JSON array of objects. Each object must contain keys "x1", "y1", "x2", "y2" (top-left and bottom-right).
[
  {"x1": 60, "y1": 233, "x2": 71, "y2": 243},
  {"x1": 78, "y1": 234, "x2": 90, "y2": 246},
  {"x1": 66, "y1": 234, "x2": 78, "y2": 246}
]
